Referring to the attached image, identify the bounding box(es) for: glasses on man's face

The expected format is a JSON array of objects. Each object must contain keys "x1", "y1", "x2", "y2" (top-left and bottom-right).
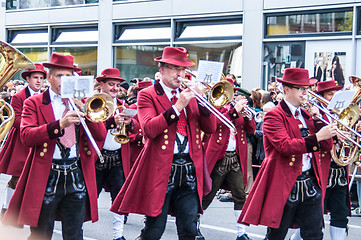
[
  {"x1": 53, "y1": 74, "x2": 72, "y2": 78},
  {"x1": 165, "y1": 65, "x2": 187, "y2": 72},
  {"x1": 291, "y1": 86, "x2": 310, "y2": 92}
]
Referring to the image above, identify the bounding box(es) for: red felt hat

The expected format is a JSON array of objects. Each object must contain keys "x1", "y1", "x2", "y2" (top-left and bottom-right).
[
  {"x1": 277, "y1": 68, "x2": 317, "y2": 86},
  {"x1": 154, "y1": 47, "x2": 195, "y2": 67},
  {"x1": 96, "y1": 68, "x2": 126, "y2": 82},
  {"x1": 21, "y1": 63, "x2": 47, "y2": 80},
  {"x1": 315, "y1": 80, "x2": 342, "y2": 94},
  {"x1": 134, "y1": 80, "x2": 153, "y2": 91},
  {"x1": 43, "y1": 53, "x2": 81, "y2": 71}
]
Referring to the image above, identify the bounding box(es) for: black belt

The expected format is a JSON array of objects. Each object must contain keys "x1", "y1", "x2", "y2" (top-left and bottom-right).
[
  {"x1": 297, "y1": 169, "x2": 314, "y2": 180},
  {"x1": 102, "y1": 149, "x2": 120, "y2": 154},
  {"x1": 173, "y1": 153, "x2": 190, "y2": 160},
  {"x1": 52, "y1": 158, "x2": 79, "y2": 172}
]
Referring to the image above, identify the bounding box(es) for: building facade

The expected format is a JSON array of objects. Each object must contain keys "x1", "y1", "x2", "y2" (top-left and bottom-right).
[{"x1": 0, "y1": 0, "x2": 360, "y2": 90}]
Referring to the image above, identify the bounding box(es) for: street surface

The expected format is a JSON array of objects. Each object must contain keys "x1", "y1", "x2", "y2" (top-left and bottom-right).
[{"x1": 1, "y1": 174, "x2": 361, "y2": 239}]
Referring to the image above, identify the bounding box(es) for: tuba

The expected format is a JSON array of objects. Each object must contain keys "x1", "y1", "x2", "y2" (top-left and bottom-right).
[
  {"x1": 331, "y1": 76, "x2": 361, "y2": 166},
  {"x1": 0, "y1": 41, "x2": 34, "y2": 142},
  {"x1": 84, "y1": 92, "x2": 115, "y2": 123}
]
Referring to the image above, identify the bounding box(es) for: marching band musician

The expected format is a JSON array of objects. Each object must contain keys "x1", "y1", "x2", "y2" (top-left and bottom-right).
[
  {"x1": 110, "y1": 46, "x2": 216, "y2": 240},
  {"x1": 95, "y1": 68, "x2": 140, "y2": 240},
  {"x1": 128, "y1": 80, "x2": 153, "y2": 169},
  {"x1": 239, "y1": 68, "x2": 337, "y2": 240},
  {"x1": 199, "y1": 78, "x2": 256, "y2": 240},
  {"x1": 291, "y1": 80, "x2": 350, "y2": 240},
  {"x1": 0, "y1": 63, "x2": 46, "y2": 216},
  {"x1": 2, "y1": 53, "x2": 107, "y2": 240}
]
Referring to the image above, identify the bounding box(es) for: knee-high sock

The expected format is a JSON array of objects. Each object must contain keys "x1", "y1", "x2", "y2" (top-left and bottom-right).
[
  {"x1": 112, "y1": 212, "x2": 125, "y2": 239},
  {"x1": 2, "y1": 186, "x2": 14, "y2": 209},
  {"x1": 234, "y1": 210, "x2": 246, "y2": 237},
  {"x1": 290, "y1": 229, "x2": 302, "y2": 240},
  {"x1": 330, "y1": 226, "x2": 346, "y2": 240}
]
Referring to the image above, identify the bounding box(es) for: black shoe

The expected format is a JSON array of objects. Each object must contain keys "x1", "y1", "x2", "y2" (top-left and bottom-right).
[
  {"x1": 236, "y1": 233, "x2": 251, "y2": 240},
  {"x1": 219, "y1": 195, "x2": 234, "y2": 202},
  {"x1": 196, "y1": 228, "x2": 205, "y2": 240},
  {"x1": 114, "y1": 237, "x2": 126, "y2": 240},
  {"x1": 124, "y1": 215, "x2": 128, "y2": 224}
]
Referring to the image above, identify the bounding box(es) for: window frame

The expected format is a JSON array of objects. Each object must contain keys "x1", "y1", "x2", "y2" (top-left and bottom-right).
[
  {"x1": 264, "y1": 8, "x2": 354, "y2": 39},
  {"x1": 51, "y1": 26, "x2": 99, "y2": 45},
  {"x1": 7, "y1": 28, "x2": 49, "y2": 46}
]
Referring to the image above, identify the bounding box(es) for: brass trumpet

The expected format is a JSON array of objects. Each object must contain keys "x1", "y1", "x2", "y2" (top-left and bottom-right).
[{"x1": 111, "y1": 105, "x2": 130, "y2": 144}]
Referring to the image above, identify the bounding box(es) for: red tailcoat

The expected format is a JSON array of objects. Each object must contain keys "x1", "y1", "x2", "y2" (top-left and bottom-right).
[
  {"x1": 0, "y1": 87, "x2": 31, "y2": 176},
  {"x1": 239, "y1": 100, "x2": 333, "y2": 228},
  {"x1": 110, "y1": 81, "x2": 216, "y2": 217},
  {"x1": 128, "y1": 104, "x2": 144, "y2": 169},
  {"x1": 205, "y1": 106, "x2": 256, "y2": 186},
  {"x1": 100, "y1": 98, "x2": 140, "y2": 178},
  {"x1": 2, "y1": 89, "x2": 106, "y2": 227}
]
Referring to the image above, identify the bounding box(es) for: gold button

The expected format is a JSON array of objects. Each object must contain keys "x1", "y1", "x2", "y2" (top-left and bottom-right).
[
  {"x1": 196, "y1": 128, "x2": 199, "y2": 132},
  {"x1": 171, "y1": 114, "x2": 175, "y2": 119},
  {"x1": 165, "y1": 140, "x2": 169, "y2": 145},
  {"x1": 217, "y1": 140, "x2": 220, "y2": 143},
  {"x1": 233, "y1": 113, "x2": 237, "y2": 117},
  {"x1": 196, "y1": 135, "x2": 199, "y2": 139},
  {"x1": 333, "y1": 140, "x2": 337, "y2": 144},
  {"x1": 139, "y1": 129, "x2": 142, "y2": 132},
  {"x1": 241, "y1": 134, "x2": 244, "y2": 137},
  {"x1": 219, "y1": 129, "x2": 222, "y2": 133},
  {"x1": 164, "y1": 135, "x2": 168, "y2": 139},
  {"x1": 138, "y1": 141, "x2": 141, "y2": 145},
  {"x1": 306, "y1": 171, "x2": 309, "y2": 175},
  {"x1": 292, "y1": 155, "x2": 295, "y2": 157},
  {"x1": 196, "y1": 140, "x2": 199, "y2": 144},
  {"x1": 219, "y1": 137, "x2": 222, "y2": 140},
  {"x1": 220, "y1": 126, "x2": 222, "y2": 128},
  {"x1": 324, "y1": 151, "x2": 327, "y2": 154},
  {"x1": 54, "y1": 129, "x2": 59, "y2": 134},
  {"x1": 162, "y1": 145, "x2": 166, "y2": 150},
  {"x1": 291, "y1": 158, "x2": 295, "y2": 161},
  {"x1": 321, "y1": 154, "x2": 325, "y2": 157},
  {"x1": 289, "y1": 162, "x2": 293, "y2": 166},
  {"x1": 242, "y1": 141, "x2": 245, "y2": 144},
  {"x1": 111, "y1": 124, "x2": 114, "y2": 128},
  {"x1": 241, "y1": 138, "x2": 244, "y2": 141},
  {"x1": 84, "y1": 147, "x2": 88, "y2": 151},
  {"x1": 241, "y1": 130, "x2": 244, "y2": 133},
  {"x1": 313, "y1": 146, "x2": 317, "y2": 151},
  {"x1": 43, "y1": 143, "x2": 48, "y2": 147},
  {"x1": 56, "y1": 165, "x2": 59, "y2": 169},
  {"x1": 84, "y1": 141, "x2": 88, "y2": 146},
  {"x1": 196, "y1": 122, "x2": 199, "y2": 126},
  {"x1": 198, "y1": 145, "x2": 201, "y2": 149},
  {"x1": 40, "y1": 152, "x2": 44, "y2": 157},
  {"x1": 164, "y1": 129, "x2": 168, "y2": 133},
  {"x1": 219, "y1": 133, "x2": 222, "y2": 136},
  {"x1": 87, "y1": 151, "x2": 92, "y2": 155},
  {"x1": 43, "y1": 148, "x2": 47, "y2": 153}
]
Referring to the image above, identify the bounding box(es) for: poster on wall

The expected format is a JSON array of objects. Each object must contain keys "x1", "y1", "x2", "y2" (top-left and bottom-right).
[{"x1": 313, "y1": 51, "x2": 346, "y2": 87}]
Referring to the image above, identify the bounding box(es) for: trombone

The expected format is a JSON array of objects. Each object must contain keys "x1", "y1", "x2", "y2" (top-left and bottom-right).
[{"x1": 178, "y1": 76, "x2": 237, "y2": 134}]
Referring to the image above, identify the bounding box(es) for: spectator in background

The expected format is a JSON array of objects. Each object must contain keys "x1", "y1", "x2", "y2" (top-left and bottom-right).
[
  {"x1": 154, "y1": 71, "x2": 161, "y2": 82},
  {"x1": 227, "y1": 73, "x2": 240, "y2": 87},
  {"x1": 331, "y1": 56, "x2": 345, "y2": 87}
]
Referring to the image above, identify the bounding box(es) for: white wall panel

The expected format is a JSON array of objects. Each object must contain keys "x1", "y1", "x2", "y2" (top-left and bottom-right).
[
  {"x1": 264, "y1": 0, "x2": 355, "y2": 10},
  {"x1": 6, "y1": 6, "x2": 98, "y2": 26},
  {"x1": 113, "y1": 1, "x2": 171, "y2": 20},
  {"x1": 172, "y1": 0, "x2": 242, "y2": 16}
]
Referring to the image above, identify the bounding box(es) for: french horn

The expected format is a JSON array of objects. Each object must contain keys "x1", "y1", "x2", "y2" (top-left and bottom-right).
[{"x1": 0, "y1": 41, "x2": 35, "y2": 142}]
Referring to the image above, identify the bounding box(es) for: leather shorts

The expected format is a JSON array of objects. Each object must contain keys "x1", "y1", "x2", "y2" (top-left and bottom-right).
[{"x1": 288, "y1": 170, "x2": 322, "y2": 205}]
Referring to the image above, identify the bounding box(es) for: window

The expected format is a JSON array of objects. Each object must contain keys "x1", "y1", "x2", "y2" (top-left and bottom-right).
[
  {"x1": 52, "y1": 47, "x2": 98, "y2": 76},
  {"x1": 114, "y1": 22, "x2": 171, "y2": 43},
  {"x1": 8, "y1": 29, "x2": 48, "y2": 45},
  {"x1": 175, "y1": 16, "x2": 243, "y2": 41},
  {"x1": 52, "y1": 27, "x2": 98, "y2": 44},
  {"x1": 6, "y1": 0, "x2": 98, "y2": 10},
  {"x1": 114, "y1": 45, "x2": 167, "y2": 81},
  {"x1": 266, "y1": 9, "x2": 353, "y2": 37}
]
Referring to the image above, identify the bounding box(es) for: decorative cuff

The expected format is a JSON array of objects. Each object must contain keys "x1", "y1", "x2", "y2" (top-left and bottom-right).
[
  {"x1": 304, "y1": 134, "x2": 319, "y2": 152},
  {"x1": 162, "y1": 107, "x2": 179, "y2": 126},
  {"x1": 47, "y1": 120, "x2": 64, "y2": 139}
]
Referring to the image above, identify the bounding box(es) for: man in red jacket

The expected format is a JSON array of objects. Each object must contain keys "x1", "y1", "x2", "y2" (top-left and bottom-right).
[
  {"x1": 110, "y1": 47, "x2": 216, "y2": 240},
  {"x1": 2, "y1": 53, "x2": 106, "y2": 240},
  {"x1": 0, "y1": 63, "x2": 46, "y2": 216},
  {"x1": 199, "y1": 79, "x2": 255, "y2": 240},
  {"x1": 95, "y1": 68, "x2": 140, "y2": 240},
  {"x1": 239, "y1": 68, "x2": 336, "y2": 240}
]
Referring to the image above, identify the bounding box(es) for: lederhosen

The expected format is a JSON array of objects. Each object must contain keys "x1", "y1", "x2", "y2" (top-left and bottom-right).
[
  {"x1": 141, "y1": 135, "x2": 199, "y2": 240},
  {"x1": 30, "y1": 125, "x2": 86, "y2": 240},
  {"x1": 267, "y1": 120, "x2": 323, "y2": 240},
  {"x1": 324, "y1": 141, "x2": 349, "y2": 228}
]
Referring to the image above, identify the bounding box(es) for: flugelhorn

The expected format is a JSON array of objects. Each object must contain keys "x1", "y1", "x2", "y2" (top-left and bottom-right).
[
  {"x1": 0, "y1": 41, "x2": 35, "y2": 142},
  {"x1": 110, "y1": 105, "x2": 130, "y2": 144}
]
